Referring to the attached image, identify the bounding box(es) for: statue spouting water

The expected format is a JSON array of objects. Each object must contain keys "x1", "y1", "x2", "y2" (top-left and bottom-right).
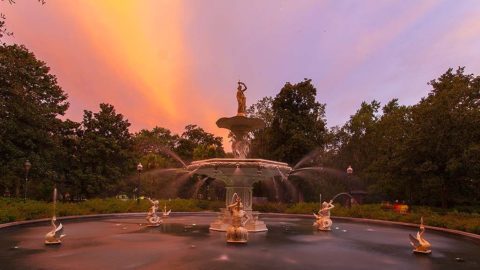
[
  {"x1": 45, "y1": 188, "x2": 66, "y2": 245},
  {"x1": 231, "y1": 133, "x2": 250, "y2": 159},
  {"x1": 162, "y1": 203, "x2": 171, "y2": 217},
  {"x1": 313, "y1": 200, "x2": 334, "y2": 231},
  {"x1": 409, "y1": 217, "x2": 432, "y2": 254},
  {"x1": 236, "y1": 81, "x2": 247, "y2": 116},
  {"x1": 146, "y1": 198, "x2": 162, "y2": 226},
  {"x1": 226, "y1": 193, "x2": 249, "y2": 243}
]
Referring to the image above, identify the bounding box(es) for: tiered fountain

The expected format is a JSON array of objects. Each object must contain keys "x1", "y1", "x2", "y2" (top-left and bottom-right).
[{"x1": 187, "y1": 82, "x2": 292, "y2": 232}]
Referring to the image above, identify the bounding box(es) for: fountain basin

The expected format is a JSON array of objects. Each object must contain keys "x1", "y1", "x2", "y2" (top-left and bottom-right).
[
  {"x1": 187, "y1": 158, "x2": 292, "y2": 185},
  {"x1": 1, "y1": 213, "x2": 479, "y2": 270}
]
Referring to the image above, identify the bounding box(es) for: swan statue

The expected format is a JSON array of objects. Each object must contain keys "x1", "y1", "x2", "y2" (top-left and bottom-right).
[
  {"x1": 162, "y1": 203, "x2": 171, "y2": 217},
  {"x1": 409, "y1": 217, "x2": 432, "y2": 254},
  {"x1": 45, "y1": 216, "x2": 66, "y2": 245},
  {"x1": 45, "y1": 188, "x2": 66, "y2": 245}
]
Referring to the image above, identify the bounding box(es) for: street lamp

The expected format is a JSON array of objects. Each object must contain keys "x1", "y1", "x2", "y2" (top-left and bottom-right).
[
  {"x1": 346, "y1": 165, "x2": 353, "y2": 175},
  {"x1": 136, "y1": 163, "x2": 143, "y2": 202},
  {"x1": 346, "y1": 165, "x2": 353, "y2": 193},
  {"x1": 346, "y1": 165, "x2": 354, "y2": 207},
  {"x1": 24, "y1": 160, "x2": 31, "y2": 202}
]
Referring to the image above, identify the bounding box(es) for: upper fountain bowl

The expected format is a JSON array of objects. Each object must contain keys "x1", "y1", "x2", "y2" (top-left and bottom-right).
[{"x1": 216, "y1": 116, "x2": 265, "y2": 136}]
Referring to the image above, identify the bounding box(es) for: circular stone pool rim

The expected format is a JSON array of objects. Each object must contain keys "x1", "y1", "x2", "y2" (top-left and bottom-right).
[{"x1": 1, "y1": 212, "x2": 479, "y2": 242}]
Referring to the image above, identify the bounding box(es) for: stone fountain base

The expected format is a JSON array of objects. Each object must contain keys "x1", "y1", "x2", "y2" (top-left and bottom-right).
[
  {"x1": 187, "y1": 159, "x2": 292, "y2": 233},
  {"x1": 209, "y1": 208, "x2": 267, "y2": 232}
]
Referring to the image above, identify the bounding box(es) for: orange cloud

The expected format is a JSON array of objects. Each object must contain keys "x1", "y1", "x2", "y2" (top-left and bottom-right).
[{"x1": 61, "y1": 0, "x2": 189, "y2": 122}]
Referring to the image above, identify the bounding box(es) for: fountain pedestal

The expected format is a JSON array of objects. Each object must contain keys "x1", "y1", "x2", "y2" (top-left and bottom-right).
[
  {"x1": 187, "y1": 158, "x2": 291, "y2": 232},
  {"x1": 210, "y1": 185, "x2": 267, "y2": 232}
]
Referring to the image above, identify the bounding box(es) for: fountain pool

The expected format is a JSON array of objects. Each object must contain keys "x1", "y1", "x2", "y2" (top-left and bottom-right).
[{"x1": 1, "y1": 214, "x2": 479, "y2": 270}]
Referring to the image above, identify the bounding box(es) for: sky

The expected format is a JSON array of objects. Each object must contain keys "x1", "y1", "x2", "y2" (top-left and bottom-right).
[{"x1": 2, "y1": 0, "x2": 480, "y2": 150}]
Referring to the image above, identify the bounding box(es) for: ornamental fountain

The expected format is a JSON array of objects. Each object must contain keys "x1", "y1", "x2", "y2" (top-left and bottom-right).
[{"x1": 187, "y1": 81, "x2": 292, "y2": 232}]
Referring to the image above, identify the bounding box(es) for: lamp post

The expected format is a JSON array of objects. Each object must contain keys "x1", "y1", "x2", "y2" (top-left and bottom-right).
[
  {"x1": 136, "y1": 163, "x2": 143, "y2": 203},
  {"x1": 346, "y1": 165, "x2": 353, "y2": 207},
  {"x1": 24, "y1": 160, "x2": 31, "y2": 202},
  {"x1": 346, "y1": 165, "x2": 353, "y2": 192}
]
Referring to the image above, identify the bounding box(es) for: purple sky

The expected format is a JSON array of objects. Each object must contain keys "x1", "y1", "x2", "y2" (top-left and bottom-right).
[{"x1": 2, "y1": 0, "x2": 480, "y2": 147}]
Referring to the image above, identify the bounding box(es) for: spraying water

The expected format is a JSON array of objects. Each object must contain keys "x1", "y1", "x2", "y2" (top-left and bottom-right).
[
  {"x1": 290, "y1": 166, "x2": 346, "y2": 178},
  {"x1": 157, "y1": 146, "x2": 188, "y2": 168},
  {"x1": 293, "y1": 148, "x2": 323, "y2": 169},
  {"x1": 271, "y1": 177, "x2": 280, "y2": 201},
  {"x1": 330, "y1": 192, "x2": 357, "y2": 204},
  {"x1": 192, "y1": 176, "x2": 210, "y2": 199}
]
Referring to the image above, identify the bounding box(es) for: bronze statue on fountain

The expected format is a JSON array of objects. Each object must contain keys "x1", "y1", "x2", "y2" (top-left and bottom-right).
[{"x1": 217, "y1": 81, "x2": 265, "y2": 159}]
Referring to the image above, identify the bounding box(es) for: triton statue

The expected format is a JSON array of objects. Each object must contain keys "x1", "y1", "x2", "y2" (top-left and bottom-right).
[
  {"x1": 146, "y1": 198, "x2": 162, "y2": 226},
  {"x1": 313, "y1": 200, "x2": 334, "y2": 231},
  {"x1": 226, "y1": 193, "x2": 249, "y2": 243}
]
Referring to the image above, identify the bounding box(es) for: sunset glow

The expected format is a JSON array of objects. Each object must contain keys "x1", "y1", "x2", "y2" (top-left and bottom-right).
[{"x1": 3, "y1": 0, "x2": 480, "y2": 149}]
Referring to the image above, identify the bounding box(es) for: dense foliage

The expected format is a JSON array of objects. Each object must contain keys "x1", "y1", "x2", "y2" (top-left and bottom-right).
[
  {"x1": 325, "y1": 68, "x2": 480, "y2": 207},
  {"x1": 0, "y1": 44, "x2": 70, "y2": 199},
  {"x1": 248, "y1": 79, "x2": 327, "y2": 164},
  {"x1": 246, "y1": 69, "x2": 480, "y2": 208}
]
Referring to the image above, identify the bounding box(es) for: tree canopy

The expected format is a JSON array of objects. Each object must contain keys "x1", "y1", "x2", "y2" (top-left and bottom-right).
[
  {"x1": 249, "y1": 79, "x2": 328, "y2": 165},
  {"x1": 0, "y1": 44, "x2": 70, "y2": 198}
]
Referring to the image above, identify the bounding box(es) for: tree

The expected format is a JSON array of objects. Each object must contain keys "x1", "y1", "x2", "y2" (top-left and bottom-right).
[
  {"x1": 133, "y1": 127, "x2": 179, "y2": 169},
  {"x1": 334, "y1": 100, "x2": 381, "y2": 173},
  {"x1": 75, "y1": 103, "x2": 134, "y2": 197},
  {"x1": 268, "y1": 79, "x2": 327, "y2": 165},
  {"x1": 176, "y1": 124, "x2": 225, "y2": 161},
  {"x1": 247, "y1": 96, "x2": 273, "y2": 158},
  {"x1": 401, "y1": 67, "x2": 480, "y2": 207},
  {"x1": 0, "y1": 44, "x2": 70, "y2": 199},
  {"x1": 362, "y1": 100, "x2": 412, "y2": 201},
  {"x1": 327, "y1": 67, "x2": 480, "y2": 207}
]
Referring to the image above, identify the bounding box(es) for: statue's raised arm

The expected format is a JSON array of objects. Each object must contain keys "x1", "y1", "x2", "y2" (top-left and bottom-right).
[{"x1": 238, "y1": 81, "x2": 247, "y2": 92}]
